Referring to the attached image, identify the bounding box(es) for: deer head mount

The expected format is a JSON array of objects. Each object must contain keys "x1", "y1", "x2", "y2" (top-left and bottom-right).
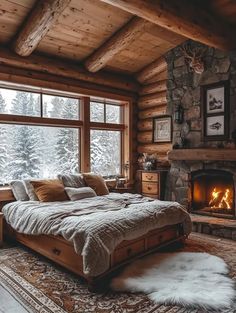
[{"x1": 181, "y1": 44, "x2": 205, "y2": 74}]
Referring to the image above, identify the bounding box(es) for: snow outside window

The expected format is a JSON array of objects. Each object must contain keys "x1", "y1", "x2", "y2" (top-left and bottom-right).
[
  {"x1": 43, "y1": 94, "x2": 80, "y2": 120},
  {"x1": 90, "y1": 101, "x2": 121, "y2": 124},
  {"x1": 0, "y1": 88, "x2": 80, "y2": 184},
  {"x1": 0, "y1": 88, "x2": 40, "y2": 117},
  {"x1": 90, "y1": 130, "x2": 121, "y2": 176},
  {"x1": 0, "y1": 124, "x2": 79, "y2": 184}
]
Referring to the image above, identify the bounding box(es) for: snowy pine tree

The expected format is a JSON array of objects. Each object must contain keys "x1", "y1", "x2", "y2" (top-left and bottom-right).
[
  {"x1": 90, "y1": 103, "x2": 121, "y2": 176},
  {"x1": 55, "y1": 97, "x2": 79, "y2": 173},
  {"x1": 8, "y1": 92, "x2": 42, "y2": 179}
]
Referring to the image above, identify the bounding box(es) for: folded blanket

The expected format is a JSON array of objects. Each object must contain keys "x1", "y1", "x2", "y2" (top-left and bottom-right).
[{"x1": 2, "y1": 193, "x2": 192, "y2": 276}]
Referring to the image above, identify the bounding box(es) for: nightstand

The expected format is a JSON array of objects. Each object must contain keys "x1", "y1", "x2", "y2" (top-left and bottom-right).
[
  {"x1": 0, "y1": 212, "x2": 3, "y2": 247},
  {"x1": 137, "y1": 169, "x2": 168, "y2": 199}
]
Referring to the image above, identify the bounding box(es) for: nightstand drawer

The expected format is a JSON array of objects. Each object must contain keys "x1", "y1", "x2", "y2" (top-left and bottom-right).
[
  {"x1": 142, "y1": 182, "x2": 158, "y2": 194},
  {"x1": 142, "y1": 172, "x2": 158, "y2": 182}
]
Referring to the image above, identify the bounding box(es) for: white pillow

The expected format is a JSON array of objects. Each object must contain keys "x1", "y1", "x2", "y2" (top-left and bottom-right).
[
  {"x1": 23, "y1": 180, "x2": 39, "y2": 201},
  {"x1": 9, "y1": 180, "x2": 29, "y2": 201},
  {"x1": 65, "y1": 187, "x2": 97, "y2": 201}
]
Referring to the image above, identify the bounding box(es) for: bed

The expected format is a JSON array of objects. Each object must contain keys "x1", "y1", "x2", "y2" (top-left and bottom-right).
[{"x1": 2, "y1": 192, "x2": 192, "y2": 288}]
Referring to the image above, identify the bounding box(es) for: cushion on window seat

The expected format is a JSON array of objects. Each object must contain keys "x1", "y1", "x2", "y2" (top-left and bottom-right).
[
  {"x1": 30, "y1": 179, "x2": 69, "y2": 202},
  {"x1": 82, "y1": 173, "x2": 109, "y2": 196}
]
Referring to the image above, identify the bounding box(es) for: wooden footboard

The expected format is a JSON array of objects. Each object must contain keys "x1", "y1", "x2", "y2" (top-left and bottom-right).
[{"x1": 4, "y1": 221, "x2": 186, "y2": 285}]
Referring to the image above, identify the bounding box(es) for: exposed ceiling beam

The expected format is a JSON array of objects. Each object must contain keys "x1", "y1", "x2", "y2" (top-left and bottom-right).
[
  {"x1": 100, "y1": 0, "x2": 235, "y2": 50},
  {"x1": 136, "y1": 56, "x2": 167, "y2": 83},
  {"x1": 13, "y1": 0, "x2": 71, "y2": 57},
  {"x1": 0, "y1": 48, "x2": 139, "y2": 92},
  {"x1": 85, "y1": 17, "x2": 148, "y2": 73}
]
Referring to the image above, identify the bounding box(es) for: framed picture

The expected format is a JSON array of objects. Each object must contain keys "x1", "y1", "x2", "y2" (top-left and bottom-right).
[
  {"x1": 206, "y1": 115, "x2": 225, "y2": 136},
  {"x1": 153, "y1": 115, "x2": 172, "y2": 143},
  {"x1": 201, "y1": 81, "x2": 229, "y2": 141}
]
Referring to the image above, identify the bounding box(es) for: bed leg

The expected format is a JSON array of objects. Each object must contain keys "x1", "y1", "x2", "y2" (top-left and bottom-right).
[{"x1": 87, "y1": 277, "x2": 100, "y2": 292}]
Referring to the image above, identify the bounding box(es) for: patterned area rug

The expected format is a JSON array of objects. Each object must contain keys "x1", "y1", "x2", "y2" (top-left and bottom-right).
[{"x1": 0, "y1": 233, "x2": 235, "y2": 313}]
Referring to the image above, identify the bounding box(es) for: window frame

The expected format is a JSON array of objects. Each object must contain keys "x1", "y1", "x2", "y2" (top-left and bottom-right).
[
  {"x1": 89, "y1": 99, "x2": 125, "y2": 177},
  {"x1": 0, "y1": 83, "x2": 131, "y2": 183}
]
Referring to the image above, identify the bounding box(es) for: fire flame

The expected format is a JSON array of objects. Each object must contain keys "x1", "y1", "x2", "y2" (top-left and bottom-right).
[{"x1": 209, "y1": 187, "x2": 232, "y2": 209}]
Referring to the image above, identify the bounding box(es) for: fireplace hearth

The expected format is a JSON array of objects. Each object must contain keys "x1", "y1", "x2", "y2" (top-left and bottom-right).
[{"x1": 191, "y1": 169, "x2": 235, "y2": 218}]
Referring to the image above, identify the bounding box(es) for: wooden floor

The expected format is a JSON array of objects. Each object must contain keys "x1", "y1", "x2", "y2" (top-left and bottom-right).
[{"x1": 0, "y1": 285, "x2": 31, "y2": 313}]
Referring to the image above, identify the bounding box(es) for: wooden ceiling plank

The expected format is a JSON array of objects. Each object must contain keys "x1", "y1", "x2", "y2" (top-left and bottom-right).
[
  {"x1": 85, "y1": 16, "x2": 148, "y2": 72},
  {"x1": 13, "y1": 0, "x2": 71, "y2": 56},
  {"x1": 100, "y1": 0, "x2": 235, "y2": 50},
  {"x1": 0, "y1": 47, "x2": 139, "y2": 92}
]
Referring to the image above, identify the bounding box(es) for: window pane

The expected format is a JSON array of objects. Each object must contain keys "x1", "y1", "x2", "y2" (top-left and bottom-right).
[
  {"x1": 43, "y1": 94, "x2": 80, "y2": 120},
  {"x1": 90, "y1": 101, "x2": 104, "y2": 122},
  {"x1": 90, "y1": 130, "x2": 121, "y2": 176},
  {"x1": 0, "y1": 88, "x2": 40, "y2": 116},
  {"x1": 0, "y1": 124, "x2": 79, "y2": 184},
  {"x1": 106, "y1": 104, "x2": 121, "y2": 123}
]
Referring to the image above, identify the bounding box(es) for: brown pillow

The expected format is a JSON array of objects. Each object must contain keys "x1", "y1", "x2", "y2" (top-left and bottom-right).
[
  {"x1": 30, "y1": 179, "x2": 69, "y2": 202},
  {"x1": 83, "y1": 173, "x2": 109, "y2": 196}
]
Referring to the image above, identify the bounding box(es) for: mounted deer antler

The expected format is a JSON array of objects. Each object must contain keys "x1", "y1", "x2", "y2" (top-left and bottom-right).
[{"x1": 181, "y1": 44, "x2": 205, "y2": 74}]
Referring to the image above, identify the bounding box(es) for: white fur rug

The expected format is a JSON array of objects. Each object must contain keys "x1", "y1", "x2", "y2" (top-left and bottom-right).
[{"x1": 111, "y1": 252, "x2": 235, "y2": 310}]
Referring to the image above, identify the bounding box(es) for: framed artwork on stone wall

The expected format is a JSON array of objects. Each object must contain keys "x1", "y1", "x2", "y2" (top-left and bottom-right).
[
  {"x1": 201, "y1": 80, "x2": 230, "y2": 141},
  {"x1": 153, "y1": 115, "x2": 172, "y2": 143}
]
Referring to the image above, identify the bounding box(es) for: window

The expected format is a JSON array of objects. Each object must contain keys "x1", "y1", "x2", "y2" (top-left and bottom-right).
[
  {"x1": 0, "y1": 124, "x2": 79, "y2": 184},
  {"x1": 0, "y1": 84, "x2": 130, "y2": 184},
  {"x1": 0, "y1": 87, "x2": 81, "y2": 184},
  {"x1": 90, "y1": 99, "x2": 124, "y2": 177},
  {"x1": 43, "y1": 94, "x2": 80, "y2": 120},
  {"x1": 0, "y1": 88, "x2": 40, "y2": 117},
  {"x1": 90, "y1": 130, "x2": 121, "y2": 176},
  {"x1": 90, "y1": 100, "x2": 121, "y2": 124}
]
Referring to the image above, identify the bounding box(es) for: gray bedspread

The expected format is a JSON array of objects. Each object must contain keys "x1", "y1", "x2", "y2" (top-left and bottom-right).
[{"x1": 2, "y1": 193, "x2": 192, "y2": 276}]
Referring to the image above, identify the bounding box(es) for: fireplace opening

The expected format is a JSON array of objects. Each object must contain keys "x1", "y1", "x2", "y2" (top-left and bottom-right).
[{"x1": 191, "y1": 169, "x2": 235, "y2": 218}]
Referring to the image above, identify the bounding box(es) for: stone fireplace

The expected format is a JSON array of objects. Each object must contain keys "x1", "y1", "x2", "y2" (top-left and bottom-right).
[{"x1": 165, "y1": 40, "x2": 236, "y2": 221}]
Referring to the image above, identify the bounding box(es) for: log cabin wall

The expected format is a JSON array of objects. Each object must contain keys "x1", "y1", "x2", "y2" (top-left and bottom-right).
[
  {"x1": 165, "y1": 40, "x2": 236, "y2": 205},
  {"x1": 136, "y1": 57, "x2": 171, "y2": 161}
]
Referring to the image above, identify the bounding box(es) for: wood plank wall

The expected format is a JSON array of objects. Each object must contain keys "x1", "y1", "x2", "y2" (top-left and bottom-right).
[{"x1": 137, "y1": 60, "x2": 171, "y2": 160}]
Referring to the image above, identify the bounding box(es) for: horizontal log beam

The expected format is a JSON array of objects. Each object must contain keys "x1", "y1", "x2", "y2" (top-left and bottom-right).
[
  {"x1": 0, "y1": 65, "x2": 135, "y2": 101},
  {"x1": 85, "y1": 17, "x2": 148, "y2": 72},
  {"x1": 139, "y1": 80, "x2": 166, "y2": 96},
  {"x1": 136, "y1": 56, "x2": 167, "y2": 83},
  {"x1": 137, "y1": 143, "x2": 172, "y2": 154},
  {"x1": 100, "y1": 0, "x2": 236, "y2": 50},
  {"x1": 138, "y1": 91, "x2": 167, "y2": 109},
  {"x1": 138, "y1": 105, "x2": 166, "y2": 120},
  {"x1": 0, "y1": 48, "x2": 139, "y2": 93},
  {"x1": 143, "y1": 69, "x2": 167, "y2": 85},
  {"x1": 137, "y1": 118, "x2": 152, "y2": 131},
  {"x1": 13, "y1": 0, "x2": 71, "y2": 56},
  {"x1": 137, "y1": 131, "x2": 152, "y2": 143}
]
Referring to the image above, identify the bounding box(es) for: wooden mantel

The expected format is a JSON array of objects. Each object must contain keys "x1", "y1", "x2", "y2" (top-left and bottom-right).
[{"x1": 168, "y1": 149, "x2": 236, "y2": 161}]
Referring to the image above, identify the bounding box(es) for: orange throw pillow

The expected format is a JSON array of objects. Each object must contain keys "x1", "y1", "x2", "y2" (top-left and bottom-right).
[
  {"x1": 30, "y1": 179, "x2": 69, "y2": 202},
  {"x1": 83, "y1": 173, "x2": 109, "y2": 196}
]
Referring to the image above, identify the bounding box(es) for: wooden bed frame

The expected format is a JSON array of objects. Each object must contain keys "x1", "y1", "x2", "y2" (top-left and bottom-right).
[
  {"x1": 4, "y1": 221, "x2": 186, "y2": 288},
  {"x1": 1, "y1": 189, "x2": 187, "y2": 288}
]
